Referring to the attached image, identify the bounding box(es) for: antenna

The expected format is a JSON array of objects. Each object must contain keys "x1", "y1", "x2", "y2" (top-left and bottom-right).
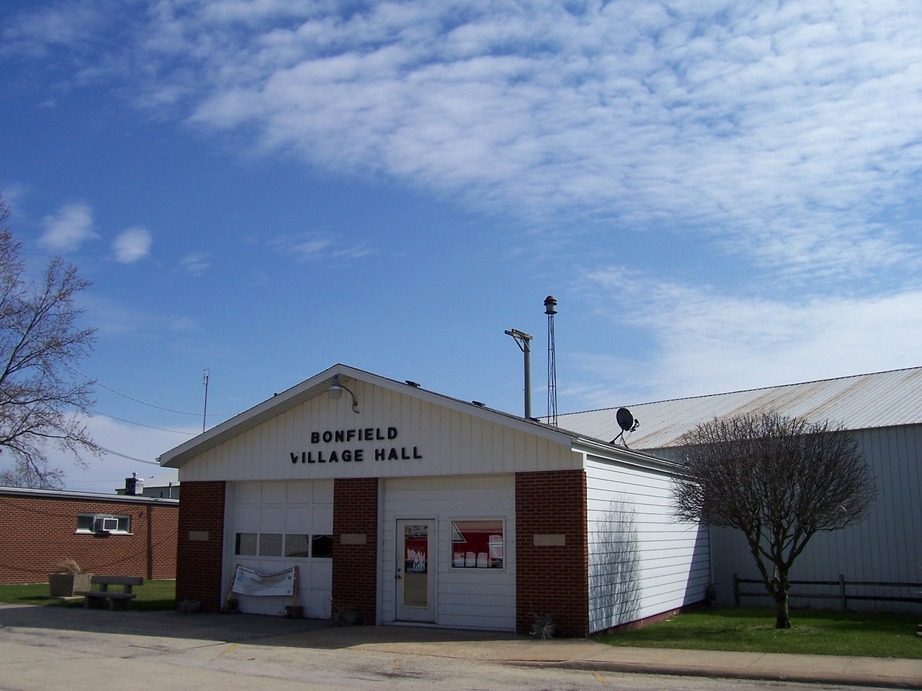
[
  {"x1": 611, "y1": 407, "x2": 639, "y2": 447},
  {"x1": 505, "y1": 328, "x2": 533, "y2": 418},
  {"x1": 545, "y1": 295, "x2": 558, "y2": 426},
  {"x1": 202, "y1": 369, "x2": 209, "y2": 433}
]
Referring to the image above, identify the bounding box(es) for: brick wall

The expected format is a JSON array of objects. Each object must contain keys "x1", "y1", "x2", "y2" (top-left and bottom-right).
[
  {"x1": 0, "y1": 492, "x2": 177, "y2": 584},
  {"x1": 332, "y1": 477, "x2": 378, "y2": 624},
  {"x1": 515, "y1": 469, "x2": 589, "y2": 637},
  {"x1": 175, "y1": 481, "x2": 226, "y2": 611}
]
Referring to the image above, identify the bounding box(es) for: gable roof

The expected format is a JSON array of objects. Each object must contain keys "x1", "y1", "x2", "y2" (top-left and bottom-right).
[
  {"x1": 159, "y1": 363, "x2": 678, "y2": 474},
  {"x1": 556, "y1": 366, "x2": 922, "y2": 450},
  {"x1": 159, "y1": 363, "x2": 576, "y2": 469}
]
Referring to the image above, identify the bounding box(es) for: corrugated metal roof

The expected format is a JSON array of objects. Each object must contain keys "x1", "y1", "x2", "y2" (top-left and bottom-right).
[{"x1": 556, "y1": 366, "x2": 922, "y2": 450}]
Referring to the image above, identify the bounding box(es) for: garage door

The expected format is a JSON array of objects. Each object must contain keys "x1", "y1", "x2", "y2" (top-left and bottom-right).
[{"x1": 228, "y1": 480, "x2": 333, "y2": 618}]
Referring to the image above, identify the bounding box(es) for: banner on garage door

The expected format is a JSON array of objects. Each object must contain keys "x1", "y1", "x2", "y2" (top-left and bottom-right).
[{"x1": 231, "y1": 565, "x2": 296, "y2": 596}]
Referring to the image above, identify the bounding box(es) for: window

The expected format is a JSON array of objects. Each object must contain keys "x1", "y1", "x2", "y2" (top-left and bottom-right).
[
  {"x1": 259, "y1": 533, "x2": 283, "y2": 557},
  {"x1": 311, "y1": 534, "x2": 333, "y2": 558},
  {"x1": 235, "y1": 533, "x2": 258, "y2": 555},
  {"x1": 285, "y1": 534, "x2": 310, "y2": 558},
  {"x1": 451, "y1": 519, "x2": 504, "y2": 569},
  {"x1": 236, "y1": 532, "x2": 331, "y2": 558},
  {"x1": 76, "y1": 513, "x2": 131, "y2": 535}
]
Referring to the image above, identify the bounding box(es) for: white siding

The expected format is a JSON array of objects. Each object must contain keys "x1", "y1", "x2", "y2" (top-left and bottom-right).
[
  {"x1": 380, "y1": 475, "x2": 516, "y2": 631},
  {"x1": 585, "y1": 457, "x2": 710, "y2": 632},
  {"x1": 224, "y1": 480, "x2": 333, "y2": 618},
  {"x1": 180, "y1": 380, "x2": 579, "y2": 483},
  {"x1": 709, "y1": 425, "x2": 922, "y2": 612}
]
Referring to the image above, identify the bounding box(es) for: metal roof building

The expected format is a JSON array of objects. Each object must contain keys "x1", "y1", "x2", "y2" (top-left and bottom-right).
[
  {"x1": 557, "y1": 366, "x2": 922, "y2": 450},
  {"x1": 557, "y1": 366, "x2": 922, "y2": 613}
]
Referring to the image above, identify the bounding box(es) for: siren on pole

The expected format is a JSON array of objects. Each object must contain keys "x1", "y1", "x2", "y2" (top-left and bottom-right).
[{"x1": 545, "y1": 296, "x2": 557, "y2": 426}]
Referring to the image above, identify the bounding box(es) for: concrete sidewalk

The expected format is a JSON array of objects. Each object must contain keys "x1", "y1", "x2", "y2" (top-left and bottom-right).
[
  {"x1": 0, "y1": 604, "x2": 919, "y2": 689},
  {"x1": 305, "y1": 623, "x2": 922, "y2": 689}
]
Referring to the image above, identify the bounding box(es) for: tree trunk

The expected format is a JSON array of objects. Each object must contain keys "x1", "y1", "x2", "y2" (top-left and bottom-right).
[
  {"x1": 773, "y1": 581, "x2": 792, "y2": 629},
  {"x1": 774, "y1": 596, "x2": 791, "y2": 628}
]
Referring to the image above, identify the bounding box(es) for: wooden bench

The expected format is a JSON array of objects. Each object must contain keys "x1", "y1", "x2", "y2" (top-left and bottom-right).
[{"x1": 75, "y1": 575, "x2": 144, "y2": 610}]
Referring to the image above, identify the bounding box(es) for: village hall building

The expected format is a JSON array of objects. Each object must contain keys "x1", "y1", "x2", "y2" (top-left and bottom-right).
[{"x1": 160, "y1": 364, "x2": 710, "y2": 636}]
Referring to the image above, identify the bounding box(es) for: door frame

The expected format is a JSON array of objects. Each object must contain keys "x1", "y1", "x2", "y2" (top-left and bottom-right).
[{"x1": 395, "y1": 518, "x2": 437, "y2": 622}]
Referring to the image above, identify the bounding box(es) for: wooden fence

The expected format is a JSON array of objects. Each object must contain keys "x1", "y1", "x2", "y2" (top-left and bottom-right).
[{"x1": 732, "y1": 573, "x2": 922, "y2": 611}]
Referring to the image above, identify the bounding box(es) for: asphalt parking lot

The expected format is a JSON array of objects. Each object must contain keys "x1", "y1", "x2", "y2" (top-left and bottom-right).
[{"x1": 0, "y1": 604, "x2": 919, "y2": 690}]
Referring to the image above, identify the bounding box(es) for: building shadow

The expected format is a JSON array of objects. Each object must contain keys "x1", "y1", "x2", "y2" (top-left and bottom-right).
[{"x1": 589, "y1": 498, "x2": 642, "y2": 630}]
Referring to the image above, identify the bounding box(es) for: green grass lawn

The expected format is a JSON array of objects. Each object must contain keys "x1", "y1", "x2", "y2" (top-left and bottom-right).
[
  {"x1": 0, "y1": 580, "x2": 177, "y2": 611},
  {"x1": 596, "y1": 606, "x2": 922, "y2": 659}
]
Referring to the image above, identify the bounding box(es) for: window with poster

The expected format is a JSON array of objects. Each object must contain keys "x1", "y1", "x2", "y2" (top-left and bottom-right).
[{"x1": 450, "y1": 519, "x2": 504, "y2": 569}]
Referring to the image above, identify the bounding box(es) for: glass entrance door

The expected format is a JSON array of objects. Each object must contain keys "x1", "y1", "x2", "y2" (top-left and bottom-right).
[{"x1": 396, "y1": 519, "x2": 435, "y2": 622}]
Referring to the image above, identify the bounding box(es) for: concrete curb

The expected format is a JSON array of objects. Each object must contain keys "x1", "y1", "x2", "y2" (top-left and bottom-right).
[{"x1": 526, "y1": 657, "x2": 922, "y2": 690}]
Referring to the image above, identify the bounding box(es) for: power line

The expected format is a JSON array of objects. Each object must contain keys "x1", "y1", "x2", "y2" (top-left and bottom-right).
[
  {"x1": 96, "y1": 445, "x2": 161, "y2": 466},
  {"x1": 65, "y1": 363, "x2": 235, "y2": 416},
  {"x1": 91, "y1": 411, "x2": 199, "y2": 435}
]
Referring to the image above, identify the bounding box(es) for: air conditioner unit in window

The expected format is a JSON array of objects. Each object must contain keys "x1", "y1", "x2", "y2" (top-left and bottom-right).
[{"x1": 94, "y1": 517, "x2": 118, "y2": 532}]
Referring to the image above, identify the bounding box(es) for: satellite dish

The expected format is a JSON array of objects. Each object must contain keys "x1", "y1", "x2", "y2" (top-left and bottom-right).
[{"x1": 611, "y1": 407, "x2": 639, "y2": 447}]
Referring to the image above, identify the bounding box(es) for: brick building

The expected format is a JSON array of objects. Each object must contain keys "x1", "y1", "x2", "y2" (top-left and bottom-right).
[
  {"x1": 0, "y1": 487, "x2": 178, "y2": 584},
  {"x1": 160, "y1": 364, "x2": 708, "y2": 636}
]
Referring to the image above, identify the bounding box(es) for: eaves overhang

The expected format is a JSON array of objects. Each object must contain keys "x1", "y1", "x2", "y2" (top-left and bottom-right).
[
  {"x1": 571, "y1": 435, "x2": 685, "y2": 477},
  {"x1": 159, "y1": 363, "x2": 576, "y2": 469}
]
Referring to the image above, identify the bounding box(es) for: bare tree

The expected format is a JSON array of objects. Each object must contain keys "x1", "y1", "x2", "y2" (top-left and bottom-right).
[
  {"x1": 0, "y1": 196, "x2": 98, "y2": 488},
  {"x1": 672, "y1": 411, "x2": 875, "y2": 629}
]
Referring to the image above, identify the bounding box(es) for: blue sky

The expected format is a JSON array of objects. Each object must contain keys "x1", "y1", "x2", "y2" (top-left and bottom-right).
[{"x1": 2, "y1": 0, "x2": 921, "y2": 492}]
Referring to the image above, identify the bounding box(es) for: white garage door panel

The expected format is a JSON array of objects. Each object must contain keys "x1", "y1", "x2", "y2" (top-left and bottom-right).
[
  {"x1": 261, "y1": 507, "x2": 284, "y2": 527},
  {"x1": 312, "y1": 505, "x2": 333, "y2": 533},
  {"x1": 228, "y1": 480, "x2": 333, "y2": 619},
  {"x1": 285, "y1": 507, "x2": 312, "y2": 531},
  {"x1": 262, "y1": 481, "x2": 286, "y2": 503}
]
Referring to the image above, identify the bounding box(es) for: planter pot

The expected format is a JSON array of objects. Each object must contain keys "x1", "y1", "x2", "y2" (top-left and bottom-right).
[{"x1": 48, "y1": 572, "x2": 92, "y2": 597}]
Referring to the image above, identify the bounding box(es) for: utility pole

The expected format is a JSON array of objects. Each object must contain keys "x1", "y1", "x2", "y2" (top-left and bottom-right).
[{"x1": 505, "y1": 329, "x2": 534, "y2": 418}]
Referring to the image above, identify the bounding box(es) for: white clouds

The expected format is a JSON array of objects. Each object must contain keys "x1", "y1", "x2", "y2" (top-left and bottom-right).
[
  {"x1": 580, "y1": 265, "x2": 922, "y2": 404},
  {"x1": 180, "y1": 252, "x2": 211, "y2": 276},
  {"x1": 112, "y1": 226, "x2": 152, "y2": 263},
  {"x1": 38, "y1": 206, "x2": 156, "y2": 264},
  {"x1": 6, "y1": 1, "x2": 922, "y2": 417},
  {"x1": 138, "y1": 1, "x2": 920, "y2": 280},
  {"x1": 0, "y1": 1, "x2": 107, "y2": 58},
  {"x1": 39, "y1": 203, "x2": 97, "y2": 252},
  {"x1": 0, "y1": 182, "x2": 28, "y2": 209},
  {"x1": 269, "y1": 233, "x2": 377, "y2": 262},
  {"x1": 54, "y1": 414, "x2": 188, "y2": 493},
  {"x1": 11, "y1": 3, "x2": 922, "y2": 285}
]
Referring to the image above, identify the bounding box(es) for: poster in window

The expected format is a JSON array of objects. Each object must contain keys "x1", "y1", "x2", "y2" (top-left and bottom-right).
[{"x1": 404, "y1": 525, "x2": 427, "y2": 573}]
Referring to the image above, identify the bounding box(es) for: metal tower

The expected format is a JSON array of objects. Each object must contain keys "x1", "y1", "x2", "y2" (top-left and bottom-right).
[{"x1": 545, "y1": 295, "x2": 558, "y2": 426}]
